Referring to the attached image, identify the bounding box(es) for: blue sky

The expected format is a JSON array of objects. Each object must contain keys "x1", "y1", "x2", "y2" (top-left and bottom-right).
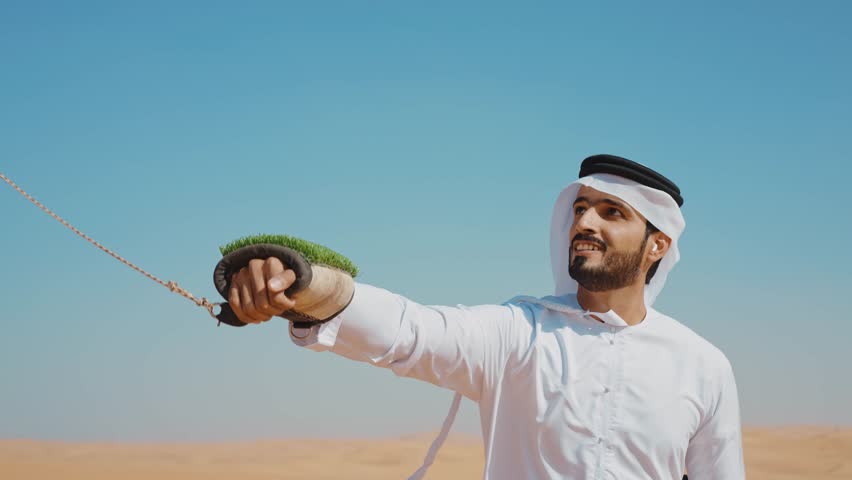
[{"x1": 1, "y1": 1, "x2": 851, "y2": 441}]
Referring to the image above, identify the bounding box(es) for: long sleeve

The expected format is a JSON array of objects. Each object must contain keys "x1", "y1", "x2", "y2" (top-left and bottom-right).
[
  {"x1": 289, "y1": 282, "x2": 530, "y2": 401},
  {"x1": 684, "y1": 361, "x2": 746, "y2": 479}
]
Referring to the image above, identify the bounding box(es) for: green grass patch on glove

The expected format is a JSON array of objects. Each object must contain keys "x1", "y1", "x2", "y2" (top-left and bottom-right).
[{"x1": 219, "y1": 234, "x2": 359, "y2": 278}]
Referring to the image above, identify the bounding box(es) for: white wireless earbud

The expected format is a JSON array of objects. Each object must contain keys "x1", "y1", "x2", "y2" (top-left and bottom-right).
[{"x1": 652, "y1": 244, "x2": 658, "y2": 252}]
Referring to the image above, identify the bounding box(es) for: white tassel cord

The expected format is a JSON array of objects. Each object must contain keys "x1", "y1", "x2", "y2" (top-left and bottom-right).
[{"x1": 407, "y1": 393, "x2": 463, "y2": 480}]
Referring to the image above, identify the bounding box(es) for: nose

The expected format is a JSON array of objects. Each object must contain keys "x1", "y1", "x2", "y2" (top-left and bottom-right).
[{"x1": 573, "y1": 207, "x2": 601, "y2": 234}]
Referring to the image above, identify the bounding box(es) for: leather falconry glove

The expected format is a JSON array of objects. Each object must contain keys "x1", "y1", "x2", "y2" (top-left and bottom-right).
[{"x1": 212, "y1": 235, "x2": 357, "y2": 328}]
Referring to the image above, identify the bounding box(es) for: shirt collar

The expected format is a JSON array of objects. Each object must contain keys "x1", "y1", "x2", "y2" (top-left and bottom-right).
[
  {"x1": 584, "y1": 309, "x2": 630, "y2": 327},
  {"x1": 506, "y1": 293, "x2": 646, "y2": 328}
]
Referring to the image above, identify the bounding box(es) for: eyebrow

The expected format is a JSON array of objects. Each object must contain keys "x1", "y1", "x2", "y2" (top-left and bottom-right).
[{"x1": 573, "y1": 196, "x2": 631, "y2": 212}]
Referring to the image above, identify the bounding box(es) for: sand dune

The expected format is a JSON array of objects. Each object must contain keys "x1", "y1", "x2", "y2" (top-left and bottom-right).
[{"x1": 2, "y1": 428, "x2": 850, "y2": 479}]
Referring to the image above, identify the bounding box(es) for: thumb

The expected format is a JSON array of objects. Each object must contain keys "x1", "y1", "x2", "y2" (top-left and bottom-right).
[{"x1": 268, "y1": 269, "x2": 296, "y2": 293}]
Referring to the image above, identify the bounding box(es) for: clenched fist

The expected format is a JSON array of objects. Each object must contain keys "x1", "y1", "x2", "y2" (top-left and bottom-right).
[
  {"x1": 227, "y1": 256, "x2": 356, "y2": 326},
  {"x1": 229, "y1": 257, "x2": 297, "y2": 324}
]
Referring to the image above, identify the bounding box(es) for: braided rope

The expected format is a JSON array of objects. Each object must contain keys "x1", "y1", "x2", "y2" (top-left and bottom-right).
[{"x1": 1, "y1": 172, "x2": 219, "y2": 319}]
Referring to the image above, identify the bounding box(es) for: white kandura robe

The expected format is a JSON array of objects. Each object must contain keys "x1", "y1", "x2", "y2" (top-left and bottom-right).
[
  {"x1": 290, "y1": 172, "x2": 743, "y2": 478},
  {"x1": 290, "y1": 282, "x2": 745, "y2": 479}
]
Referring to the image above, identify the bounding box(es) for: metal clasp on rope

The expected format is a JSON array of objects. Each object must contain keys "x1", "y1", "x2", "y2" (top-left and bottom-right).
[{"x1": 166, "y1": 281, "x2": 221, "y2": 320}]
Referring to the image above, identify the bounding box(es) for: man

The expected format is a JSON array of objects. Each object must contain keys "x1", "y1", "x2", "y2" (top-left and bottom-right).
[{"x1": 228, "y1": 155, "x2": 745, "y2": 479}]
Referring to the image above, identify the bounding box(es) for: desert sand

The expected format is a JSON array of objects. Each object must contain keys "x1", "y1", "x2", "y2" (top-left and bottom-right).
[{"x1": 2, "y1": 427, "x2": 850, "y2": 479}]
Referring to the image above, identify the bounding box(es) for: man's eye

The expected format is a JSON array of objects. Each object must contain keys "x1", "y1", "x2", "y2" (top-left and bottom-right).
[
  {"x1": 607, "y1": 208, "x2": 623, "y2": 217},
  {"x1": 574, "y1": 206, "x2": 586, "y2": 215}
]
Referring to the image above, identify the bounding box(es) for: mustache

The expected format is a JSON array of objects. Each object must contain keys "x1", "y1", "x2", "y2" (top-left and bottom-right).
[{"x1": 571, "y1": 234, "x2": 607, "y2": 250}]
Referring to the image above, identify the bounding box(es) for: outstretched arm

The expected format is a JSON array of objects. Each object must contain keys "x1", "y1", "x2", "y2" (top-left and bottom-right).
[
  {"x1": 229, "y1": 258, "x2": 531, "y2": 401},
  {"x1": 291, "y1": 282, "x2": 529, "y2": 400}
]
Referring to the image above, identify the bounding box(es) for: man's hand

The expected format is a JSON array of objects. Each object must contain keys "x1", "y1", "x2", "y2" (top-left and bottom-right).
[{"x1": 229, "y1": 257, "x2": 297, "y2": 324}]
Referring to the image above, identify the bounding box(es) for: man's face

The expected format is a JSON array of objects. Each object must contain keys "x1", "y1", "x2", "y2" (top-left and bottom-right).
[{"x1": 568, "y1": 186, "x2": 652, "y2": 291}]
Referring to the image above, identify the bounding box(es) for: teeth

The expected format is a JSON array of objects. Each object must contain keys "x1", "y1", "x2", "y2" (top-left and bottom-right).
[{"x1": 575, "y1": 243, "x2": 601, "y2": 251}]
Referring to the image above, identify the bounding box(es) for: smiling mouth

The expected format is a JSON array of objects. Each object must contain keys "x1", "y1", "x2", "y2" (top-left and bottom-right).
[{"x1": 573, "y1": 241, "x2": 605, "y2": 254}]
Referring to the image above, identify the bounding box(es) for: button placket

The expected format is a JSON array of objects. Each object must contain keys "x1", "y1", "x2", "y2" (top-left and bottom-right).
[
  {"x1": 597, "y1": 327, "x2": 618, "y2": 473},
  {"x1": 606, "y1": 331, "x2": 626, "y2": 465}
]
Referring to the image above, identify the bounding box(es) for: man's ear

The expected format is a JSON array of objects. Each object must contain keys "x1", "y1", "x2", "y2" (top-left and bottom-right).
[{"x1": 649, "y1": 233, "x2": 671, "y2": 262}]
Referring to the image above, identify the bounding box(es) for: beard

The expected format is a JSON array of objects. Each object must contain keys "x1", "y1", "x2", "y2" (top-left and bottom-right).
[{"x1": 568, "y1": 236, "x2": 647, "y2": 291}]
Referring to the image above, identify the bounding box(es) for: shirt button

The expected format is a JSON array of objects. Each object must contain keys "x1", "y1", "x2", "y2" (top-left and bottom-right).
[
  {"x1": 603, "y1": 387, "x2": 610, "y2": 393},
  {"x1": 609, "y1": 339, "x2": 615, "y2": 345},
  {"x1": 597, "y1": 437, "x2": 603, "y2": 444}
]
